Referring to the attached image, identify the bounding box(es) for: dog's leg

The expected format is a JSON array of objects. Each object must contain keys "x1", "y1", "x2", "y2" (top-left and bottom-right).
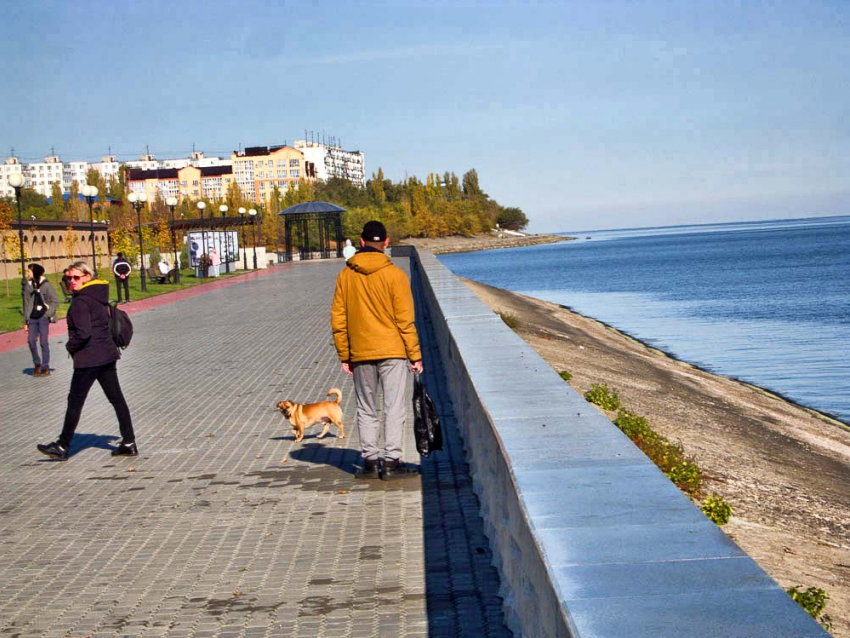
[
  {"x1": 333, "y1": 417, "x2": 346, "y2": 439},
  {"x1": 317, "y1": 421, "x2": 330, "y2": 439}
]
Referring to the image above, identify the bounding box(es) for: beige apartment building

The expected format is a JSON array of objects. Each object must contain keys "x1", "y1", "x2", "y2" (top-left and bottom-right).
[
  {"x1": 231, "y1": 145, "x2": 316, "y2": 205},
  {"x1": 124, "y1": 145, "x2": 314, "y2": 206},
  {"x1": 125, "y1": 165, "x2": 236, "y2": 204}
]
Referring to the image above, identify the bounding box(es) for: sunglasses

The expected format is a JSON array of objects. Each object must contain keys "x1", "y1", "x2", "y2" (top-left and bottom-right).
[{"x1": 69, "y1": 275, "x2": 87, "y2": 281}]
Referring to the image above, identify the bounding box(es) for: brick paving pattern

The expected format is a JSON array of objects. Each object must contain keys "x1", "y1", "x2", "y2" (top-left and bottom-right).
[{"x1": 0, "y1": 258, "x2": 510, "y2": 638}]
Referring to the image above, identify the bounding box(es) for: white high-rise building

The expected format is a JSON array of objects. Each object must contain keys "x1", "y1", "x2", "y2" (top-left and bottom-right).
[
  {"x1": 25, "y1": 155, "x2": 66, "y2": 196},
  {"x1": 293, "y1": 140, "x2": 365, "y2": 187},
  {"x1": 124, "y1": 150, "x2": 231, "y2": 172},
  {"x1": 91, "y1": 155, "x2": 121, "y2": 184},
  {"x1": 0, "y1": 157, "x2": 25, "y2": 199}
]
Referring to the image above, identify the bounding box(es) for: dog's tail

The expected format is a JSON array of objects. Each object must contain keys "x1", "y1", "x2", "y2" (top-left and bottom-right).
[{"x1": 327, "y1": 388, "x2": 342, "y2": 404}]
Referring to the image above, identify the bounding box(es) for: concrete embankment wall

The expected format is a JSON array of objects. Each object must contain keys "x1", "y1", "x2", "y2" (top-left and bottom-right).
[{"x1": 402, "y1": 246, "x2": 828, "y2": 638}]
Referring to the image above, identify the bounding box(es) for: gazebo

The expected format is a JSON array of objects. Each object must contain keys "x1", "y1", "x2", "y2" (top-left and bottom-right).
[{"x1": 279, "y1": 201, "x2": 345, "y2": 261}]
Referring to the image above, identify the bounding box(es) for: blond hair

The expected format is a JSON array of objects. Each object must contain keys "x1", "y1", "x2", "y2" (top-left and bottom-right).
[{"x1": 69, "y1": 261, "x2": 94, "y2": 276}]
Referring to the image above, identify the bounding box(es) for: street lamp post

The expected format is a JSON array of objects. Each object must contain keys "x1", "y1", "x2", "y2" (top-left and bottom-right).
[
  {"x1": 7, "y1": 173, "x2": 26, "y2": 316},
  {"x1": 166, "y1": 196, "x2": 180, "y2": 284},
  {"x1": 249, "y1": 209, "x2": 258, "y2": 270},
  {"x1": 81, "y1": 184, "x2": 99, "y2": 277},
  {"x1": 238, "y1": 207, "x2": 248, "y2": 270},
  {"x1": 219, "y1": 205, "x2": 230, "y2": 274},
  {"x1": 197, "y1": 202, "x2": 207, "y2": 277},
  {"x1": 127, "y1": 192, "x2": 148, "y2": 292}
]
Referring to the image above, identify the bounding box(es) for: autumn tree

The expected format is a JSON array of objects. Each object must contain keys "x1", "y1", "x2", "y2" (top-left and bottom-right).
[
  {"x1": 497, "y1": 206, "x2": 529, "y2": 231},
  {"x1": 47, "y1": 182, "x2": 65, "y2": 220}
]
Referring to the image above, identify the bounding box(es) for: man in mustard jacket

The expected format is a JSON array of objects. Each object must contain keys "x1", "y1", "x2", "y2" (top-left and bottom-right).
[{"x1": 331, "y1": 221, "x2": 424, "y2": 480}]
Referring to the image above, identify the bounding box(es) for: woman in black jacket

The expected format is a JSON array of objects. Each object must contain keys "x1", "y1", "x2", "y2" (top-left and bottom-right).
[{"x1": 37, "y1": 261, "x2": 137, "y2": 461}]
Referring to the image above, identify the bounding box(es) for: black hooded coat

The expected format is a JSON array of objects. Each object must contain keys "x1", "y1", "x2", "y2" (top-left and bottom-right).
[{"x1": 66, "y1": 280, "x2": 120, "y2": 368}]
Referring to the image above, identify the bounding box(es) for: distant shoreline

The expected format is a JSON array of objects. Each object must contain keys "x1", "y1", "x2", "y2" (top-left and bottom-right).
[{"x1": 401, "y1": 232, "x2": 571, "y2": 255}]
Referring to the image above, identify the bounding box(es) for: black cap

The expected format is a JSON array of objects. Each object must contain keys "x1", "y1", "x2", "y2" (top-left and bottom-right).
[{"x1": 361, "y1": 220, "x2": 387, "y2": 242}]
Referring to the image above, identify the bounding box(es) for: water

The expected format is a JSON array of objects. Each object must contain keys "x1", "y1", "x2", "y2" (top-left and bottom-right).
[{"x1": 439, "y1": 215, "x2": 850, "y2": 424}]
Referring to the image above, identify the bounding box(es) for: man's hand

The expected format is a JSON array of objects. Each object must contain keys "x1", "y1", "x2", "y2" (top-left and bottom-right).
[
  {"x1": 341, "y1": 362, "x2": 353, "y2": 375},
  {"x1": 23, "y1": 323, "x2": 28, "y2": 333},
  {"x1": 410, "y1": 360, "x2": 424, "y2": 374}
]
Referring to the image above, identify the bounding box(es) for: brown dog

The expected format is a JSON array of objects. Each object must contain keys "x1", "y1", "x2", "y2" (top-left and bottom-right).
[{"x1": 276, "y1": 388, "x2": 345, "y2": 443}]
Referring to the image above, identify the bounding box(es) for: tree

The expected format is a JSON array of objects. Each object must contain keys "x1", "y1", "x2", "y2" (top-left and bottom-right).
[
  {"x1": 47, "y1": 182, "x2": 65, "y2": 219},
  {"x1": 85, "y1": 168, "x2": 107, "y2": 197},
  {"x1": 462, "y1": 168, "x2": 484, "y2": 198},
  {"x1": 0, "y1": 201, "x2": 18, "y2": 295},
  {"x1": 367, "y1": 168, "x2": 387, "y2": 206},
  {"x1": 63, "y1": 226, "x2": 80, "y2": 261},
  {"x1": 107, "y1": 165, "x2": 126, "y2": 201},
  {"x1": 497, "y1": 206, "x2": 529, "y2": 231}
]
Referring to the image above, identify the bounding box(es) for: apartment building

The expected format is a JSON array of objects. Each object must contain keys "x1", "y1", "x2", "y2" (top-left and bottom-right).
[
  {"x1": 124, "y1": 150, "x2": 231, "y2": 172},
  {"x1": 0, "y1": 157, "x2": 25, "y2": 199},
  {"x1": 293, "y1": 140, "x2": 365, "y2": 186},
  {"x1": 90, "y1": 155, "x2": 121, "y2": 184},
  {"x1": 125, "y1": 164, "x2": 235, "y2": 204},
  {"x1": 2, "y1": 142, "x2": 361, "y2": 203},
  {"x1": 231, "y1": 145, "x2": 316, "y2": 205}
]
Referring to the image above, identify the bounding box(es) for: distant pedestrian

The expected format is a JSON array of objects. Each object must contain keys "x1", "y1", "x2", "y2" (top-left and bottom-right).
[
  {"x1": 36, "y1": 261, "x2": 137, "y2": 461},
  {"x1": 209, "y1": 248, "x2": 221, "y2": 277},
  {"x1": 331, "y1": 220, "x2": 423, "y2": 480},
  {"x1": 23, "y1": 263, "x2": 59, "y2": 377},
  {"x1": 342, "y1": 239, "x2": 356, "y2": 261},
  {"x1": 112, "y1": 252, "x2": 131, "y2": 304}
]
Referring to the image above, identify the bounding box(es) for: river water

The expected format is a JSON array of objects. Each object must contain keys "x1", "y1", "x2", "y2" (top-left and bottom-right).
[{"x1": 439, "y1": 215, "x2": 850, "y2": 424}]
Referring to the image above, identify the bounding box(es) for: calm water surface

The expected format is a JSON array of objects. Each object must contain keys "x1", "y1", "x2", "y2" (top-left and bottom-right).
[{"x1": 440, "y1": 216, "x2": 850, "y2": 423}]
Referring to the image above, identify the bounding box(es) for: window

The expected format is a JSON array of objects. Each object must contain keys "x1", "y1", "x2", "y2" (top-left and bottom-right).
[
  {"x1": 277, "y1": 170, "x2": 285, "y2": 178},
  {"x1": 258, "y1": 171, "x2": 264, "y2": 178},
  {"x1": 192, "y1": 180, "x2": 199, "y2": 186},
  {"x1": 267, "y1": 160, "x2": 273, "y2": 167},
  {"x1": 290, "y1": 169, "x2": 300, "y2": 178},
  {"x1": 289, "y1": 159, "x2": 299, "y2": 167},
  {"x1": 277, "y1": 160, "x2": 285, "y2": 167}
]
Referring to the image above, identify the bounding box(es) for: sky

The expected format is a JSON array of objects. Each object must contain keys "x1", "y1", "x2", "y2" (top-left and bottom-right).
[{"x1": 1, "y1": 0, "x2": 848, "y2": 232}]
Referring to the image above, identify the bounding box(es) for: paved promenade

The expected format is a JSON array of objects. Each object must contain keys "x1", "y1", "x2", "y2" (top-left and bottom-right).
[{"x1": 0, "y1": 259, "x2": 510, "y2": 638}]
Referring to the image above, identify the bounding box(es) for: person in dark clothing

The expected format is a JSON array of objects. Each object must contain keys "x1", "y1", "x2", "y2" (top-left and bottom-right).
[
  {"x1": 112, "y1": 252, "x2": 132, "y2": 304},
  {"x1": 36, "y1": 261, "x2": 137, "y2": 461},
  {"x1": 23, "y1": 263, "x2": 60, "y2": 377}
]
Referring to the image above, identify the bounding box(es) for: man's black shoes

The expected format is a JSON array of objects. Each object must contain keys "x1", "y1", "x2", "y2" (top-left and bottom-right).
[
  {"x1": 111, "y1": 442, "x2": 138, "y2": 457},
  {"x1": 381, "y1": 458, "x2": 417, "y2": 481},
  {"x1": 355, "y1": 458, "x2": 381, "y2": 479},
  {"x1": 37, "y1": 441, "x2": 68, "y2": 461}
]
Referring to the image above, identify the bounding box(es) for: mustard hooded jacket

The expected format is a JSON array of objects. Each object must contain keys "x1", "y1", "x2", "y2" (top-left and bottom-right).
[{"x1": 331, "y1": 249, "x2": 421, "y2": 363}]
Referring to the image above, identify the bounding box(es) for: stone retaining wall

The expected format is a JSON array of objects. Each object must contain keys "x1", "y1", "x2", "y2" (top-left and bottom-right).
[{"x1": 402, "y1": 246, "x2": 829, "y2": 638}]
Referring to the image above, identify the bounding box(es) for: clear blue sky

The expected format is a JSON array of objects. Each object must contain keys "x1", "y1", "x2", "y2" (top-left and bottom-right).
[{"x1": 2, "y1": 0, "x2": 848, "y2": 232}]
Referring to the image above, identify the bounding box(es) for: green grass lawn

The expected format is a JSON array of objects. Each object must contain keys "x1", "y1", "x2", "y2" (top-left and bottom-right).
[{"x1": 0, "y1": 267, "x2": 250, "y2": 334}]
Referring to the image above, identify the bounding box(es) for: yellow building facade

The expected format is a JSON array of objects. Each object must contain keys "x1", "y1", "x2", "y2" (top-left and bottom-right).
[
  {"x1": 125, "y1": 166, "x2": 235, "y2": 205},
  {"x1": 231, "y1": 145, "x2": 316, "y2": 206}
]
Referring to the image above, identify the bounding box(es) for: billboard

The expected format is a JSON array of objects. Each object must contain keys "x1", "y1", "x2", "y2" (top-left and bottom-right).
[{"x1": 187, "y1": 231, "x2": 240, "y2": 268}]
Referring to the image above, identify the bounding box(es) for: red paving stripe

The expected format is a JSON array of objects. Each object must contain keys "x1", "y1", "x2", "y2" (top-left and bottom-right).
[{"x1": 0, "y1": 265, "x2": 291, "y2": 355}]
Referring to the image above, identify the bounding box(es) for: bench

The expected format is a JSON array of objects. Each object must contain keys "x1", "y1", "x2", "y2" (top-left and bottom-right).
[
  {"x1": 59, "y1": 279, "x2": 72, "y2": 302},
  {"x1": 146, "y1": 267, "x2": 177, "y2": 284}
]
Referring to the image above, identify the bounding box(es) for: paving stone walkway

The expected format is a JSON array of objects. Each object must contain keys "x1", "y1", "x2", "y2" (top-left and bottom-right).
[{"x1": 0, "y1": 258, "x2": 511, "y2": 638}]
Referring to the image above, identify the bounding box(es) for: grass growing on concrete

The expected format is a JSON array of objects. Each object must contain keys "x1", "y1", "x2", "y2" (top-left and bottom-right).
[{"x1": 787, "y1": 586, "x2": 833, "y2": 632}]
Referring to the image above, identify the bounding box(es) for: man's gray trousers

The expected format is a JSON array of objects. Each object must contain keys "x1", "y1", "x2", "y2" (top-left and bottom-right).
[{"x1": 352, "y1": 358, "x2": 409, "y2": 461}]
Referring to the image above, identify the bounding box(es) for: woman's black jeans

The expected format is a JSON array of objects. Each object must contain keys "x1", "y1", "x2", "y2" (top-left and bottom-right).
[{"x1": 59, "y1": 361, "x2": 135, "y2": 450}]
